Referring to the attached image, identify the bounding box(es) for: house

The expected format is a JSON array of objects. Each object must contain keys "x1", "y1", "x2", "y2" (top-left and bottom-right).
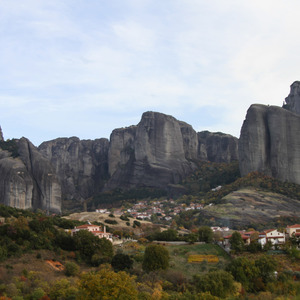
[
  {"x1": 223, "y1": 232, "x2": 251, "y2": 248},
  {"x1": 95, "y1": 209, "x2": 107, "y2": 213},
  {"x1": 258, "y1": 229, "x2": 285, "y2": 246},
  {"x1": 286, "y1": 224, "x2": 300, "y2": 238},
  {"x1": 71, "y1": 224, "x2": 113, "y2": 242}
]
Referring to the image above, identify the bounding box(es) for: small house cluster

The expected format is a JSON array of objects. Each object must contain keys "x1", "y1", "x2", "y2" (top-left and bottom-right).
[
  {"x1": 96, "y1": 199, "x2": 204, "y2": 222},
  {"x1": 222, "y1": 224, "x2": 300, "y2": 249}
]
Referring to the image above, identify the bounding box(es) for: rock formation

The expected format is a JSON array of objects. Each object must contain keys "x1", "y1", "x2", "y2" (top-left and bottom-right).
[
  {"x1": 0, "y1": 138, "x2": 61, "y2": 213},
  {"x1": 106, "y1": 112, "x2": 238, "y2": 190},
  {"x1": 1, "y1": 111, "x2": 238, "y2": 211},
  {"x1": 0, "y1": 126, "x2": 3, "y2": 141},
  {"x1": 239, "y1": 104, "x2": 300, "y2": 185},
  {"x1": 283, "y1": 81, "x2": 300, "y2": 114},
  {"x1": 38, "y1": 137, "x2": 109, "y2": 205}
]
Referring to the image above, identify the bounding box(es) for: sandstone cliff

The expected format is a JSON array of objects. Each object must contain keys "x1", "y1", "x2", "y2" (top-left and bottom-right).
[
  {"x1": 239, "y1": 104, "x2": 300, "y2": 184},
  {"x1": 0, "y1": 138, "x2": 61, "y2": 213}
]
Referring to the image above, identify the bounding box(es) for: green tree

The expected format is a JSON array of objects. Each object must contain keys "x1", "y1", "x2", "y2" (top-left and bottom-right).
[
  {"x1": 142, "y1": 244, "x2": 170, "y2": 272},
  {"x1": 198, "y1": 226, "x2": 213, "y2": 243},
  {"x1": 255, "y1": 255, "x2": 277, "y2": 284},
  {"x1": 226, "y1": 257, "x2": 260, "y2": 292},
  {"x1": 111, "y1": 253, "x2": 133, "y2": 271},
  {"x1": 229, "y1": 231, "x2": 245, "y2": 253},
  {"x1": 49, "y1": 278, "x2": 78, "y2": 300},
  {"x1": 73, "y1": 230, "x2": 113, "y2": 264},
  {"x1": 193, "y1": 270, "x2": 235, "y2": 298},
  {"x1": 77, "y1": 268, "x2": 138, "y2": 299},
  {"x1": 155, "y1": 229, "x2": 178, "y2": 241}
]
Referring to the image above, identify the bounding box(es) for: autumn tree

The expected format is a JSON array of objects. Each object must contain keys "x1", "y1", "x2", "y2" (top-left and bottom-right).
[{"x1": 77, "y1": 267, "x2": 138, "y2": 299}]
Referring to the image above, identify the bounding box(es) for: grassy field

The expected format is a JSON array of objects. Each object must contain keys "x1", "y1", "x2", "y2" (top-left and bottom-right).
[{"x1": 164, "y1": 243, "x2": 230, "y2": 278}]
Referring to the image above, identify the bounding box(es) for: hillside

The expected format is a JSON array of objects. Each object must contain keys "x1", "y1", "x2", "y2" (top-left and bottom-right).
[{"x1": 199, "y1": 187, "x2": 300, "y2": 229}]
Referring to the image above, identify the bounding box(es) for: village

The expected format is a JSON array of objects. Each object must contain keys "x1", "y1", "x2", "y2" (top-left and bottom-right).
[{"x1": 96, "y1": 198, "x2": 204, "y2": 222}]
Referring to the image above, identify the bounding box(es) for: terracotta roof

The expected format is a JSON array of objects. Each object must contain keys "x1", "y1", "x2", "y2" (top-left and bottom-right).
[
  {"x1": 287, "y1": 224, "x2": 300, "y2": 228},
  {"x1": 264, "y1": 229, "x2": 276, "y2": 233},
  {"x1": 76, "y1": 224, "x2": 99, "y2": 229}
]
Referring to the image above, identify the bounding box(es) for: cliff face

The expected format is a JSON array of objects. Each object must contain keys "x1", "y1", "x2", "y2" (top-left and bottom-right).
[
  {"x1": 239, "y1": 104, "x2": 300, "y2": 184},
  {"x1": 0, "y1": 111, "x2": 238, "y2": 211},
  {"x1": 284, "y1": 81, "x2": 300, "y2": 114},
  {"x1": 106, "y1": 112, "x2": 238, "y2": 190},
  {"x1": 38, "y1": 137, "x2": 109, "y2": 203},
  {"x1": 0, "y1": 138, "x2": 61, "y2": 213}
]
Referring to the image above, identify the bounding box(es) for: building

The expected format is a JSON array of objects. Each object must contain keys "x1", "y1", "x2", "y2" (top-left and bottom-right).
[
  {"x1": 71, "y1": 224, "x2": 113, "y2": 242},
  {"x1": 223, "y1": 232, "x2": 251, "y2": 248},
  {"x1": 286, "y1": 224, "x2": 300, "y2": 238},
  {"x1": 258, "y1": 229, "x2": 285, "y2": 246}
]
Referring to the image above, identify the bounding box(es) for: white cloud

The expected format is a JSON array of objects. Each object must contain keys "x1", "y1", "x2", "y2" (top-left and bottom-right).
[{"x1": 1, "y1": 0, "x2": 300, "y2": 144}]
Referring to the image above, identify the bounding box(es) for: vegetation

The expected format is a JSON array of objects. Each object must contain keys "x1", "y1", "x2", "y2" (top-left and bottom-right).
[
  {"x1": 0, "y1": 139, "x2": 19, "y2": 157},
  {"x1": 142, "y1": 244, "x2": 170, "y2": 272},
  {"x1": 198, "y1": 226, "x2": 214, "y2": 243}
]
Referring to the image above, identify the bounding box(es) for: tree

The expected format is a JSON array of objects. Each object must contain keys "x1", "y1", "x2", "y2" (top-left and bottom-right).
[
  {"x1": 198, "y1": 226, "x2": 213, "y2": 243},
  {"x1": 73, "y1": 230, "x2": 113, "y2": 264},
  {"x1": 49, "y1": 278, "x2": 78, "y2": 300},
  {"x1": 255, "y1": 255, "x2": 277, "y2": 284},
  {"x1": 111, "y1": 253, "x2": 133, "y2": 271},
  {"x1": 226, "y1": 257, "x2": 260, "y2": 292},
  {"x1": 229, "y1": 232, "x2": 245, "y2": 253},
  {"x1": 193, "y1": 270, "x2": 236, "y2": 298},
  {"x1": 142, "y1": 244, "x2": 170, "y2": 272},
  {"x1": 77, "y1": 268, "x2": 138, "y2": 299}
]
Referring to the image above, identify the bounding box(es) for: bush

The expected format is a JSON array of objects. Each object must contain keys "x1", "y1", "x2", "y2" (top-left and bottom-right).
[
  {"x1": 64, "y1": 261, "x2": 80, "y2": 277},
  {"x1": 133, "y1": 220, "x2": 141, "y2": 227},
  {"x1": 104, "y1": 219, "x2": 118, "y2": 225}
]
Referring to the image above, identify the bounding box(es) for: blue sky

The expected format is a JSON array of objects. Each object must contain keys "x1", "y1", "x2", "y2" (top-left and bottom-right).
[{"x1": 1, "y1": 0, "x2": 300, "y2": 146}]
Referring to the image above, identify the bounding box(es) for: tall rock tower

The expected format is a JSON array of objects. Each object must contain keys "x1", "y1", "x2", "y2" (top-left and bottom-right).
[
  {"x1": 0, "y1": 126, "x2": 3, "y2": 141},
  {"x1": 239, "y1": 82, "x2": 300, "y2": 185}
]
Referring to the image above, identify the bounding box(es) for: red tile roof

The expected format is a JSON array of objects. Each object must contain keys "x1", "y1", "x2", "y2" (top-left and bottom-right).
[{"x1": 287, "y1": 224, "x2": 300, "y2": 228}]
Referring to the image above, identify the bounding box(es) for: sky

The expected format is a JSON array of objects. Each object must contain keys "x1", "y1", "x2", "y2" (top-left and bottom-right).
[{"x1": 1, "y1": 0, "x2": 300, "y2": 146}]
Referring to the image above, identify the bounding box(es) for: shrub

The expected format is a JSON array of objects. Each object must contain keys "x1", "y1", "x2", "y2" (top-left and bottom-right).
[
  {"x1": 104, "y1": 219, "x2": 118, "y2": 225},
  {"x1": 64, "y1": 261, "x2": 80, "y2": 277}
]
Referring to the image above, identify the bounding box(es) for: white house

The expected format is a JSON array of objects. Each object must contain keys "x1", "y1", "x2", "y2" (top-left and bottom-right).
[
  {"x1": 71, "y1": 224, "x2": 113, "y2": 242},
  {"x1": 258, "y1": 229, "x2": 285, "y2": 246}
]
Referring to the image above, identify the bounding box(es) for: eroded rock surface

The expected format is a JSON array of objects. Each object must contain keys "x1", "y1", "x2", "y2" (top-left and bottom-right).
[
  {"x1": 0, "y1": 138, "x2": 61, "y2": 213},
  {"x1": 239, "y1": 104, "x2": 300, "y2": 184},
  {"x1": 38, "y1": 137, "x2": 109, "y2": 204}
]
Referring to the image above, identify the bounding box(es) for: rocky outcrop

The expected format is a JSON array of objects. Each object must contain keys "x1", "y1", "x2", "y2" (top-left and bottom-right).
[
  {"x1": 38, "y1": 137, "x2": 109, "y2": 204},
  {"x1": 198, "y1": 131, "x2": 239, "y2": 162},
  {"x1": 0, "y1": 126, "x2": 3, "y2": 141},
  {"x1": 1, "y1": 111, "x2": 239, "y2": 211},
  {"x1": 283, "y1": 81, "x2": 300, "y2": 114},
  {"x1": 106, "y1": 112, "x2": 238, "y2": 190},
  {"x1": 0, "y1": 138, "x2": 61, "y2": 213},
  {"x1": 239, "y1": 104, "x2": 300, "y2": 184}
]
